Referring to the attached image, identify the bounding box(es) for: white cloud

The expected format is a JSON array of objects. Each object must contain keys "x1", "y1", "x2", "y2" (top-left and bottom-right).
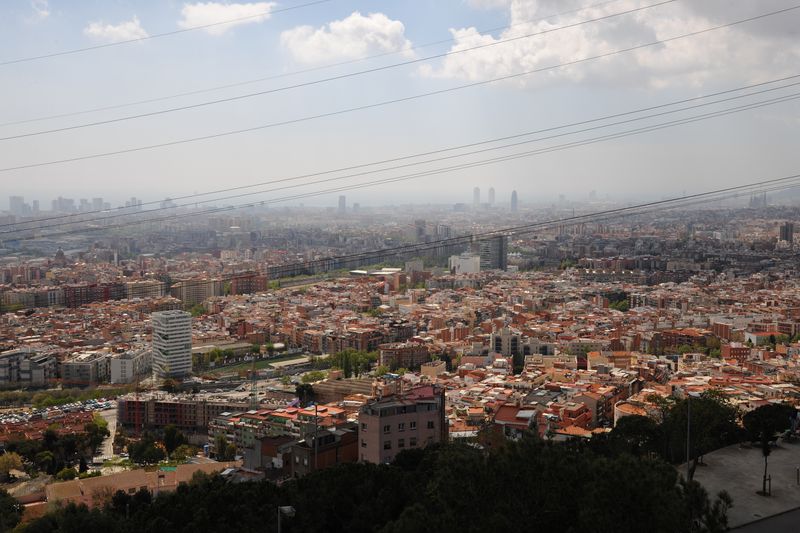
[
  {"x1": 426, "y1": 0, "x2": 800, "y2": 89},
  {"x1": 178, "y1": 2, "x2": 276, "y2": 36},
  {"x1": 84, "y1": 16, "x2": 149, "y2": 43},
  {"x1": 30, "y1": 0, "x2": 50, "y2": 20},
  {"x1": 281, "y1": 12, "x2": 413, "y2": 65}
]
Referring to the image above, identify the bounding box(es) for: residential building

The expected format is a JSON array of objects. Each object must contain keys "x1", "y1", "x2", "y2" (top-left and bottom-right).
[
  {"x1": 152, "y1": 310, "x2": 192, "y2": 378},
  {"x1": 0, "y1": 349, "x2": 56, "y2": 386},
  {"x1": 379, "y1": 342, "x2": 430, "y2": 370},
  {"x1": 60, "y1": 351, "x2": 111, "y2": 385},
  {"x1": 358, "y1": 384, "x2": 447, "y2": 464},
  {"x1": 110, "y1": 348, "x2": 153, "y2": 384}
]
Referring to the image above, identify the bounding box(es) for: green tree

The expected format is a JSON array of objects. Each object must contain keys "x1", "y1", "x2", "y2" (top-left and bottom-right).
[
  {"x1": 163, "y1": 425, "x2": 187, "y2": 458},
  {"x1": 214, "y1": 435, "x2": 236, "y2": 461},
  {"x1": 743, "y1": 403, "x2": 795, "y2": 495},
  {"x1": 0, "y1": 488, "x2": 22, "y2": 531},
  {"x1": 161, "y1": 378, "x2": 178, "y2": 393},
  {"x1": 128, "y1": 433, "x2": 165, "y2": 464},
  {"x1": 55, "y1": 467, "x2": 78, "y2": 481},
  {"x1": 170, "y1": 444, "x2": 196, "y2": 462},
  {"x1": 664, "y1": 391, "x2": 743, "y2": 480},
  {"x1": 295, "y1": 383, "x2": 314, "y2": 406},
  {"x1": 0, "y1": 452, "x2": 22, "y2": 482},
  {"x1": 189, "y1": 304, "x2": 207, "y2": 317},
  {"x1": 35, "y1": 450, "x2": 55, "y2": 474},
  {"x1": 610, "y1": 415, "x2": 662, "y2": 457},
  {"x1": 301, "y1": 370, "x2": 326, "y2": 383},
  {"x1": 375, "y1": 365, "x2": 389, "y2": 377}
]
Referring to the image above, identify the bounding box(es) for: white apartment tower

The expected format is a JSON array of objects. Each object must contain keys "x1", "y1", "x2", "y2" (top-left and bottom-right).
[{"x1": 151, "y1": 310, "x2": 192, "y2": 378}]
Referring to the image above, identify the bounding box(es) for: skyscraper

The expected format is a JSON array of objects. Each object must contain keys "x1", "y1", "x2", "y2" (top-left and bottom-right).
[
  {"x1": 338, "y1": 195, "x2": 347, "y2": 214},
  {"x1": 8, "y1": 196, "x2": 25, "y2": 216},
  {"x1": 510, "y1": 190, "x2": 518, "y2": 212},
  {"x1": 473, "y1": 187, "x2": 480, "y2": 208},
  {"x1": 477, "y1": 235, "x2": 508, "y2": 271},
  {"x1": 152, "y1": 310, "x2": 192, "y2": 378},
  {"x1": 779, "y1": 222, "x2": 794, "y2": 242},
  {"x1": 488, "y1": 187, "x2": 495, "y2": 206}
]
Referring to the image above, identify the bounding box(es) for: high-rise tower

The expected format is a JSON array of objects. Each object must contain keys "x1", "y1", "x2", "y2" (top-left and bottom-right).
[
  {"x1": 473, "y1": 187, "x2": 480, "y2": 208},
  {"x1": 510, "y1": 190, "x2": 518, "y2": 212},
  {"x1": 488, "y1": 187, "x2": 495, "y2": 206},
  {"x1": 152, "y1": 310, "x2": 192, "y2": 378}
]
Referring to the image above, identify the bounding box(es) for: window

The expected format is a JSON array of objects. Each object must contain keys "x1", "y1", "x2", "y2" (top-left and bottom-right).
[
  {"x1": 295, "y1": 456, "x2": 299, "y2": 464},
  {"x1": 361, "y1": 423, "x2": 367, "y2": 431},
  {"x1": 398, "y1": 438, "x2": 405, "y2": 448},
  {"x1": 427, "y1": 421, "x2": 435, "y2": 429},
  {"x1": 383, "y1": 440, "x2": 392, "y2": 450},
  {"x1": 410, "y1": 421, "x2": 417, "y2": 430},
  {"x1": 409, "y1": 437, "x2": 417, "y2": 447},
  {"x1": 398, "y1": 422, "x2": 405, "y2": 432},
  {"x1": 383, "y1": 424, "x2": 391, "y2": 434},
  {"x1": 361, "y1": 440, "x2": 367, "y2": 448}
]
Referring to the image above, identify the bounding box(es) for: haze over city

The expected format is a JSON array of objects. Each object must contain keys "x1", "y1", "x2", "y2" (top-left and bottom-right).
[{"x1": 2, "y1": 0, "x2": 799, "y2": 207}]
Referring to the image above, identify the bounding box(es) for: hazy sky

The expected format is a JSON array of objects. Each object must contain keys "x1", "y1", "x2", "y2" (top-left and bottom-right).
[{"x1": 1, "y1": 0, "x2": 799, "y2": 210}]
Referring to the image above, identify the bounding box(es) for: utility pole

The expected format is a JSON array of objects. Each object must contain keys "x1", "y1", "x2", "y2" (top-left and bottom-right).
[
  {"x1": 314, "y1": 402, "x2": 318, "y2": 472},
  {"x1": 686, "y1": 392, "x2": 691, "y2": 481}
]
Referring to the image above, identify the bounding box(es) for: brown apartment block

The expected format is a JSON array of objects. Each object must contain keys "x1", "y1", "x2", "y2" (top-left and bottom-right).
[{"x1": 358, "y1": 384, "x2": 447, "y2": 464}]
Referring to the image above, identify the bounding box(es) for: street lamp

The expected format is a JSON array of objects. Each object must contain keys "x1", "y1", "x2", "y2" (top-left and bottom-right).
[{"x1": 277, "y1": 505, "x2": 296, "y2": 533}]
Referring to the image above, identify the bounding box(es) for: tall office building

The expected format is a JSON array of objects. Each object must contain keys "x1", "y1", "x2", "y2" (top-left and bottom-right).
[
  {"x1": 477, "y1": 235, "x2": 508, "y2": 271},
  {"x1": 510, "y1": 190, "x2": 518, "y2": 212},
  {"x1": 473, "y1": 187, "x2": 480, "y2": 208},
  {"x1": 152, "y1": 310, "x2": 192, "y2": 378},
  {"x1": 488, "y1": 187, "x2": 495, "y2": 206},
  {"x1": 9, "y1": 196, "x2": 25, "y2": 216},
  {"x1": 338, "y1": 195, "x2": 346, "y2": 214},
  {"x1": 779, "y1": 222, "x2": 794, "y2": 242}
]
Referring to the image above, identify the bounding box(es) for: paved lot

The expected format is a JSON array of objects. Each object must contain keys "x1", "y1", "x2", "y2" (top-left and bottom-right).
[
  {"x1": 691, "y1": 439, "x2": 800, "y2": 528},
  {"x1": 732, "y1": 507, "x2": 800, "y2": 532}
]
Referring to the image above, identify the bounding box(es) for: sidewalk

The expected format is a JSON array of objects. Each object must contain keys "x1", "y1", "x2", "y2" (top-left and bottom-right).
[{"x1": 690, "y1": 439, "x2": 800, "y2": 528}]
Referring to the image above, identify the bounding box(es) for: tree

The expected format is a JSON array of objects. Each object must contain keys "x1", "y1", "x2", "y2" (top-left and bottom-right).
[
  {"x1": 128, "y1": 433, "x2": 165, "y2": 465},
  {"x1": 301, "y1": 370, "x2": 326, "y2": 384},
  {"x1": 743, "y1": 403, "x2": 795, "y2": 495},
  {"x1": 0, "y1": 452, "x2": 23, "y2": 482},
  {"x1": 0, "y1": 488, "x2": 22, "y2": 531},
  {"x1": 663, "y1": 391, "x2": 743, "y2": 480},
  {"x1": 35, "y1": 450, "x2": 55, "y2": 474},
  {"x1": 295, "y1": 383, "x2": 314, "y2": 406},
  {"x1": 214, "y1": 435, "x2": 236, "y2": 461},
  {"x1": 375, "y1": 365, "x2": 389, "y2": 377},
  {"x1": 163, "y1": 425, "x2": 187, "y2": 458},
  {"x1": 162, "y1": 378, "x2": 178, "y2": 393},
  {"x1": 610, "y1": 415, "x2": 661, "y2": 457},
  {"x1": 56, "y1": 467, "x2": 78, "y2": 481},
  {"x1": 171, "y1": 444, "x2": 196, "y2": 462}
]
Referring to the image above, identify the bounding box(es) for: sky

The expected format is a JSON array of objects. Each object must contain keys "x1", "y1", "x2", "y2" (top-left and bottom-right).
[{"x1": 1, "y1": 0, "x2": 799, "y2": 210}]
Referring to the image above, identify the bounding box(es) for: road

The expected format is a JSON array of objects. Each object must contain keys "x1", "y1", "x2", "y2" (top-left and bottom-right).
[{"x1": 97, "y1": 407, "x2": 117, "y2": 460}]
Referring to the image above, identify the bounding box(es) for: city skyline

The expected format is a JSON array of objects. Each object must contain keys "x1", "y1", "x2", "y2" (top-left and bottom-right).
[{"x1": 1, "y1": 1, "x2": 799, "y2": 206}]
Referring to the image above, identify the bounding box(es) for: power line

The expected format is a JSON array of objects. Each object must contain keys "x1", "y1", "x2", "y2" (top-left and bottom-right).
[
  {"x1": 4, "y1": 173, "x2": 799, "y2": 310},
  {"x1": 1, "y1": 0, "x2": 679, "y2": 140},
  {"x1": 4, "y1": 79, "x2": 799, "y2": 236},
  {"x1": 0, "y1": 0, "x2": 334, "y2": 67},
  {"x1": 3, "y1": 4, "x2": 796, "y2": 173},
  {"x1": 5, "y1": 73, "x2": 798, "y2": 230},
  {"x1": 6, "y1": 89, "x2": 799, "y2": 241},
  {"x1": 0, "y1": 0, "x2": 626, "y2": 129}
]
